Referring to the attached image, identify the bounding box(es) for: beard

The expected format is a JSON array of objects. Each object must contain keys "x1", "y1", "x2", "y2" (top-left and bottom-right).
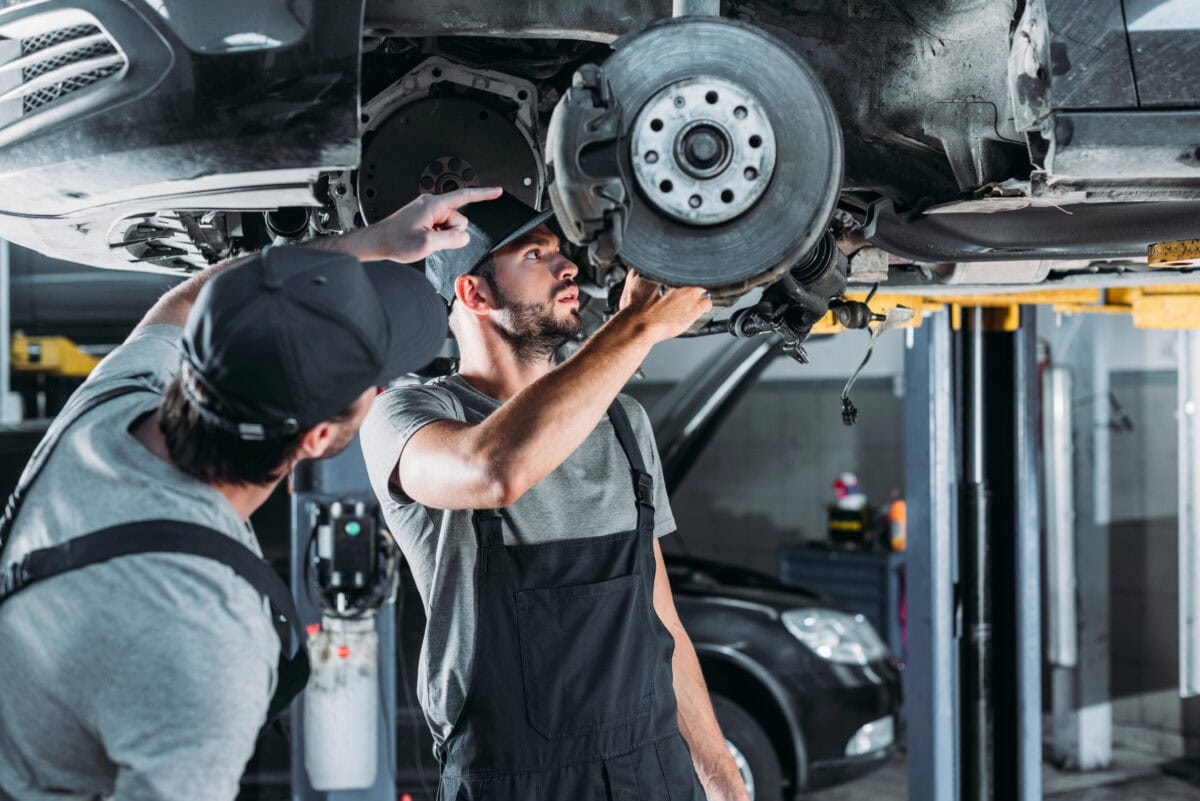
[{"x1": 493, "y1": 279, "x2": 583, "y2": 364}]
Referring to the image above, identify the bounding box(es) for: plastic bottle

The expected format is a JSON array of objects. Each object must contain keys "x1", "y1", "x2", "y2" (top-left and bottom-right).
[{"x1": 887, "y1": 497, "x2": 906, "y2": 551}]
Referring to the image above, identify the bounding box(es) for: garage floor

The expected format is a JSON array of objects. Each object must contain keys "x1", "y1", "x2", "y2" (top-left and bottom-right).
[{"x1": 806, "y1": 747, "x2": 1200, "y2": 800}]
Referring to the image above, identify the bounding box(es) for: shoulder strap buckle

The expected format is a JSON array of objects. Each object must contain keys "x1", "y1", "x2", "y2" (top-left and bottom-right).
[{"x1": 634, "y1": 470, "x2": 655, "y2": 508}]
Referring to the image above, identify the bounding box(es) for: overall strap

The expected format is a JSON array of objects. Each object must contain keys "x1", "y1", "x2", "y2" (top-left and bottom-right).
[
  {"x1": 473, "y1": 508, "x2": 505, "y2": 548},
  {"x1": 0, "y1": 378, "x2": 159, "y2": 559},
  {"x1": 469, "y1": 400, "x2": 656, "y2": 545},
  {"x1": 0, "y1": 519, "x2": 310, "y2": 721},
  {"x1": 606, "y1": 400, "x2": 655, "y2": 536}
]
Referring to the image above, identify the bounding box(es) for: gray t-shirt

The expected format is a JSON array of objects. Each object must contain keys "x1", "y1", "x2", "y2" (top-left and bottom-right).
[
  {"x1": 0, "y1": 325, "x2": 278, "y2": 801},
  {"x1": 360, "y1": 374, "x2": 675, "y2": 744}
]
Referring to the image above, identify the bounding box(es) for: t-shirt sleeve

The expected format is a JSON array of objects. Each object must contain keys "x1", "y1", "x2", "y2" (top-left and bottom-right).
[
  {"x1": 82, "y1": 323, "x2": 182, "y2": 394},
  {"x1": 360, "y1": 384, "x2": 461, "y2": 508},
  {"x1": 619, "y1": 395, "x2": 677, "y2": 538}
]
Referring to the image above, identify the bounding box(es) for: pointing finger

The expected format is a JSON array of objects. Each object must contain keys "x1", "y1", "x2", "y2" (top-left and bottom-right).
[{"x1": 436, "y1": 186, "x2": 504, "y2": 211}]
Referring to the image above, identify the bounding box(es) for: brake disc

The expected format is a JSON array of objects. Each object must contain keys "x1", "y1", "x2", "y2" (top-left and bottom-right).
[{"x1": 547, "y1": 17, "x2": 843, "y2": 291}]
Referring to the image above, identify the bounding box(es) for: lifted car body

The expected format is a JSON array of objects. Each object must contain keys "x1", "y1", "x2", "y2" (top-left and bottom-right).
[{"x1": 0, "y1": 0, "x2": 1193, "y2": 306}]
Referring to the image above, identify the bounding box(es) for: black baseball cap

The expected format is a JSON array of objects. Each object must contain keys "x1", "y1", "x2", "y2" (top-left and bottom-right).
[
  {"x1": 180, "y1": 245, "x2": 447, "y2": 440},
  {"x1": 424, "y1": 191, "x2": 554, "y2": 303}
]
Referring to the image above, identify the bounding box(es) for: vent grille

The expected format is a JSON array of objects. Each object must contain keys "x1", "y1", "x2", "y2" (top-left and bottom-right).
[
  {"x1": 0, "y1": 20, "x2": 126, "y2": 116},
  {"x1": 23, "y1": 62, "x2": 121, "y2": 112},
  {"x1": 20, "y1": 23, "x2": 100, "y2": 56},
  {"x1": 23, "y1": 37, "x2": 116, "y2": 81}
]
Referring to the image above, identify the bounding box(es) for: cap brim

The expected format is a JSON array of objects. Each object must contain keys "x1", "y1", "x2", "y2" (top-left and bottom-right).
[
  {"x1": 486, "y1": 207, "x2": 556, "y2": 257},
  {"x1": 364, "y1": 261, "x2": 449, "y2": 383}
]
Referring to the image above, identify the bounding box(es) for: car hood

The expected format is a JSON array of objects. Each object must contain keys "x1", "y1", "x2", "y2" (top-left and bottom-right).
[{"x1": 666, "y1": 554, "x2": 834, "y2": 614}]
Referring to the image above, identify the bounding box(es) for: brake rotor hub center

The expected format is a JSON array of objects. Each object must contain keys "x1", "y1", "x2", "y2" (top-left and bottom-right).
[
  {"x1": 677, "y1": 123, "x2": 731, "y2": 177},
  {"x1": 631, "y1": 76, "x2": 776, "y2": 226}
]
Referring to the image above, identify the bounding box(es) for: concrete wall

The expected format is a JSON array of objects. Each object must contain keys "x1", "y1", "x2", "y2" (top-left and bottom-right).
[
  {"x1": 625, "y1": 371, "x2": 905, "y2": 577},
  {"x1": 1105, "y1": 369, "x2": 1200, "y2": 758}
]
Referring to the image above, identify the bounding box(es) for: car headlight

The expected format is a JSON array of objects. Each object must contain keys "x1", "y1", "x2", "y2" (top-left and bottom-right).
[{"x1": 781, "y1": 608, "x2": 888, "y2": 665}]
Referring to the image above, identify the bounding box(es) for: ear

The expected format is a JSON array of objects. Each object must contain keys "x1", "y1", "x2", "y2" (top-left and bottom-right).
[
  {"x1": 296, "y1": 422, "x2": 338, "y2": 461},
  {"x1": 455, "y1": 273, "x2": 494, "y2": 315}
]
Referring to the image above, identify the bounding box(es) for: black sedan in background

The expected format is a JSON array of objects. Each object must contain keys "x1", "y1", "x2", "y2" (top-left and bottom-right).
[{"x1": 669, "y1": 555, "x2": 899, "y2": 799}]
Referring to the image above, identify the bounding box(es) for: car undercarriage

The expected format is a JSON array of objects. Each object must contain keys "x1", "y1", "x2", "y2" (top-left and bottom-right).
[{"x1": 0, "y1": 0, "x2": 1194, "y2": 355}]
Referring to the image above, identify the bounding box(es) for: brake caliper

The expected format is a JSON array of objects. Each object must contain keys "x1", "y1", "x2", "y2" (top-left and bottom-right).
[{"x1": 546, "y1": 64, "x2": 630, "y2": 269}]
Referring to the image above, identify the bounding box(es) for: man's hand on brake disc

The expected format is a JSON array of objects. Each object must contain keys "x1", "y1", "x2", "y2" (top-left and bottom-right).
[{"x1": 616, "y1": 269, "x2": 713, "y2": 343}]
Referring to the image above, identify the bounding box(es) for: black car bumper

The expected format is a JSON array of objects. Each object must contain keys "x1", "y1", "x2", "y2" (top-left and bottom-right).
[{"x1": 807, "y1": 744, "x2": 897, "y2": 792}]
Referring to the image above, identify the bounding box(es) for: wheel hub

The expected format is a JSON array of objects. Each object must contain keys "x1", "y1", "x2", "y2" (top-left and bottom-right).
[{"x1": 631, "y1": 76, "x2": 776, "y2": 226}]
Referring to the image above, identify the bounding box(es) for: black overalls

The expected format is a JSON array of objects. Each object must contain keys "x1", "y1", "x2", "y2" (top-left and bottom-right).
[{"x1": 436, "y1": 402, "x2": 708, "y2": 801}]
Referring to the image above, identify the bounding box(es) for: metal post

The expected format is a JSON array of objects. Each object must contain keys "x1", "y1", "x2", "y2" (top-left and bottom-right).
[
  {"x1": 1179, "y1": 330, "x2": 1200, "y2": 697},
  {"x1": 1044, "y1": 367, "x2": 1078, "y2": 670},
  {"x1": 960, "y1": 308, "x2": 993, "y2": 801},
  {"x1": 0, "y1": 240, "x2": 12, "y2": 424},
  {"x1": 905, "y1": 310, "x2": 958, "y2": 801},
  {"x1": 990, "y1": 309, "x2": 1042, "y2": 801},
  {"x1": 290, "y1": 439, "x2": 397, "y2": 801}
]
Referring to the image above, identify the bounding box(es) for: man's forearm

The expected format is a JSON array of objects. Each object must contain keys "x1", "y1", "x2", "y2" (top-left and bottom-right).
[{"x1": 673, "y1": 633, "x2": 751, "y2": 801}]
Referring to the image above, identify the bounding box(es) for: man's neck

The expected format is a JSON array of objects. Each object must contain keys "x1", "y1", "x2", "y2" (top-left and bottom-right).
[
  {"x1": 456, "y1": 332, "x2": 556, "y2": 402},
  {"x1": 131, "y1": 410, "x2": 279, "y2": 522}
]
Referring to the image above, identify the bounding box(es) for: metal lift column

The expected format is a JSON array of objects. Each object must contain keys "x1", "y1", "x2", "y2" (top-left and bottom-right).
[
  {"x1": 981, "y1": 307, "x2": 1042, "y2": 801},
  {"x1": 957, "y1": 306, "x2": 1042, "y2": 801},
  {"x1": 905, "y1": 307, "x2": 1042, "y2": 801},
  {"x1": 959, "y1": 307, "x2": 993, "y2": 801},
  {"x1": 905, "y1": 310, "x2": 959, "y2": 801}
]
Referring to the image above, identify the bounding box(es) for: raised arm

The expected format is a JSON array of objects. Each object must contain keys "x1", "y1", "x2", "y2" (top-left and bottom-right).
[
  {"x1": 132, "y1": 187, "x2": 502, "y2": 334},
  {"x1": 396, "y1": 273, "x2": 711, "y2": 510}
]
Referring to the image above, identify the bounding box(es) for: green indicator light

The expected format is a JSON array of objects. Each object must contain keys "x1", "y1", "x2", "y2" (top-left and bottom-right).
[{"x1": 345, "y1": 521, "x2": 361, "y2": 536}]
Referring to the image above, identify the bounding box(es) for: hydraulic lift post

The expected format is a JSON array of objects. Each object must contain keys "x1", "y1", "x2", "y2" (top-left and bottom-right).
[
  {"x1": 904, "y1": 310, "x2": 959, "y2": 801},
  {"x1": 906, "y1": 307, "x2": 1042, "y2": 801},
  {"x1": 959, "y1": 308, "x2": 993, "y2": 801},
  {"x1": 968, "y1": 307, "x2": 1042, "y2": 801}
]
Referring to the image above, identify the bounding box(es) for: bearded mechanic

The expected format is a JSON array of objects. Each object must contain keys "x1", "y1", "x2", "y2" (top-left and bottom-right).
[
  {"x1": 0, "y1": 187, "x2": 501, "y2": 801},
  {"x1": 360, "y1": 193, "x2": 750, "y2": 801}
]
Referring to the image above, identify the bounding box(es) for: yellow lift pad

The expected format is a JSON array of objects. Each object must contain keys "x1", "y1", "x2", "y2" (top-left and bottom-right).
[
  {"x1": 11, "y1": 334, "x2": 101, "y2": 377},
  {"x1": 1148, "y1": 239, "x2": 1200, "y2": 269}
]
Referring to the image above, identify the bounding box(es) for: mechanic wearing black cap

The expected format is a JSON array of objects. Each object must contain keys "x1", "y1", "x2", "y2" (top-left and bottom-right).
[
  {"x1": 360, "y1": 193, "x2": 749, "y2": 801},
  {"x1": 0, "y1": 187, "x2": 501, "y2": 801}
]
